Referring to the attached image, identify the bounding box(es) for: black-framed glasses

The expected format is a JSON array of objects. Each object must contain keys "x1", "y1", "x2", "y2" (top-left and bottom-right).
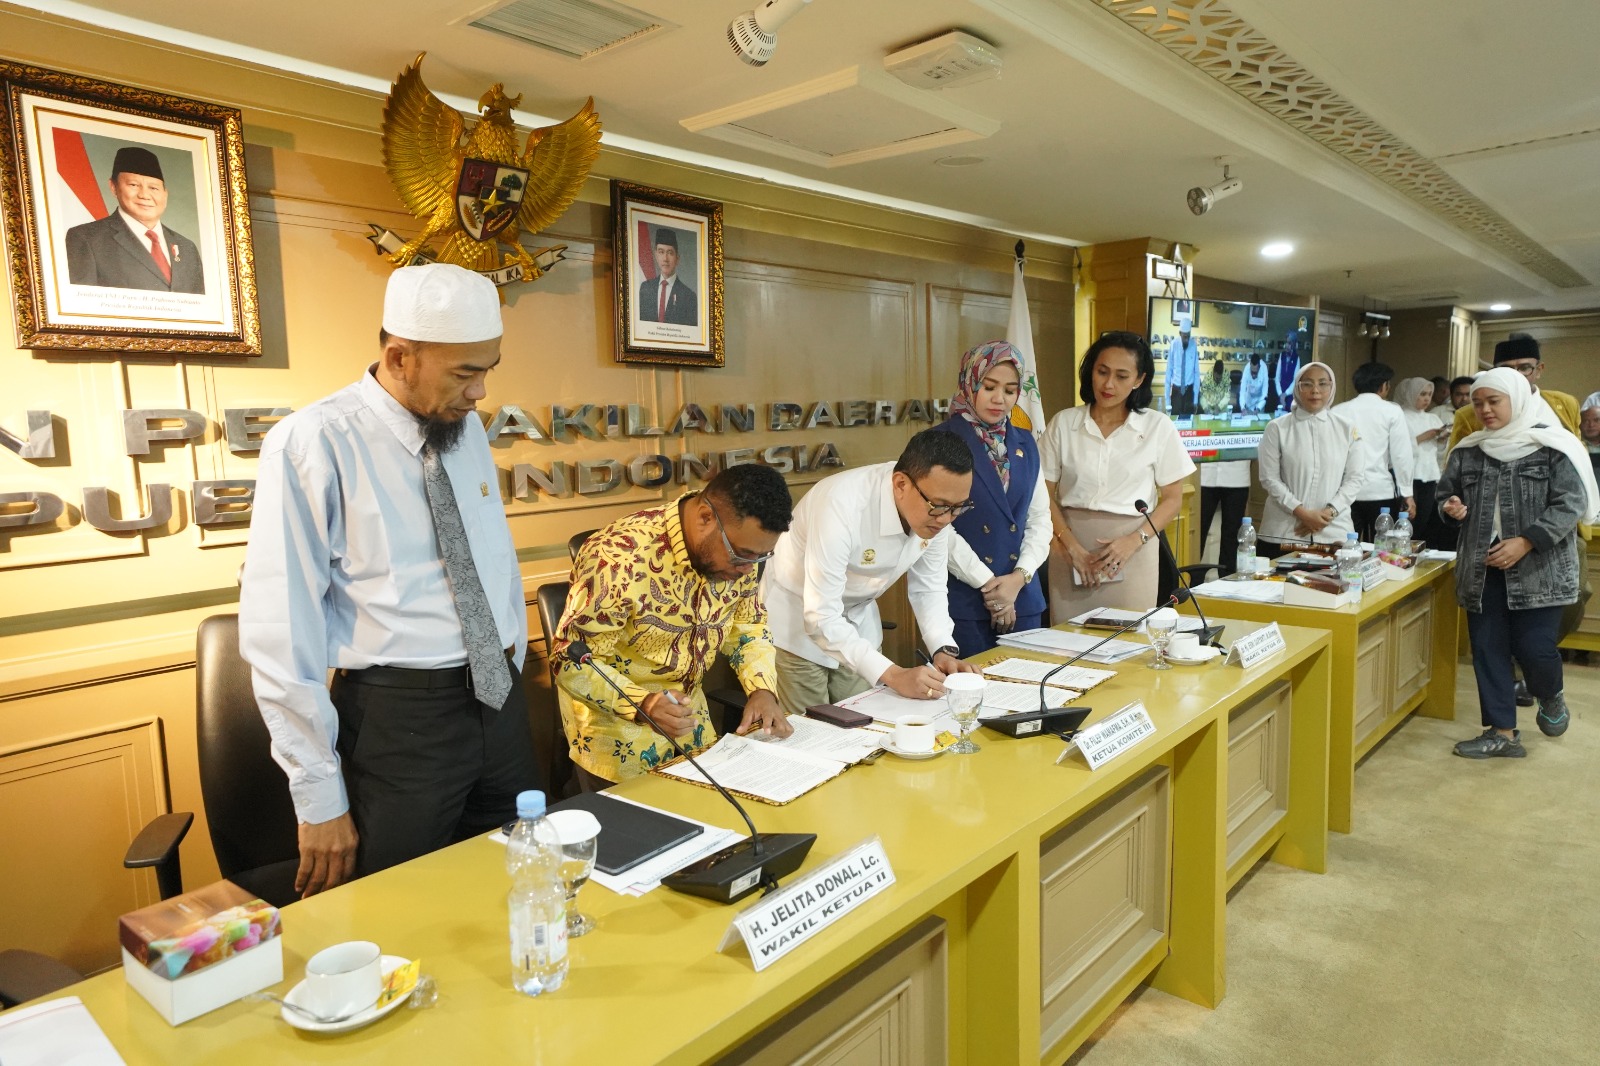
[
  {"x1": 910, "y1": 478, "x2": 975, "y2": 518},
  {"x1": 706, "y1": 499, "x2": 775, "y2": 566},
  {"x1": 1502, "y1": 360, "x2": 1540, "y2": 377}
]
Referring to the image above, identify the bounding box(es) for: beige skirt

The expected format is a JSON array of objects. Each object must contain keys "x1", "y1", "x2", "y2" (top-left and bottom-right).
[{"x1": 1047, "y1": 508, "x2": 1160, "y2": 622}]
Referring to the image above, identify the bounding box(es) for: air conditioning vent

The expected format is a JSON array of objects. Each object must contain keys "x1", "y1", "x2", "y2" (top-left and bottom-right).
[{"x1": 469, "y1": 0, "x2": 670, "y2": 60}]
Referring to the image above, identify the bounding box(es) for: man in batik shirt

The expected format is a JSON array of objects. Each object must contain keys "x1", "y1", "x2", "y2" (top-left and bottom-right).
[{"x1": 553, "y1": 464, "x2": 794, "y2": 789}]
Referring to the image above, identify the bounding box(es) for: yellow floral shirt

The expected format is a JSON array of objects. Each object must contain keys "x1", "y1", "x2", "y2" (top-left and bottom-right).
[{"x1": 553, "y1": 493, "x2": 779, "y2": 781}]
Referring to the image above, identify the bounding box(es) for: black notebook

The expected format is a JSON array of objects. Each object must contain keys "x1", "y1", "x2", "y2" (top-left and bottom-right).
[{"x1": 546, "y1": 792, "x2": 705, "y2": 876}]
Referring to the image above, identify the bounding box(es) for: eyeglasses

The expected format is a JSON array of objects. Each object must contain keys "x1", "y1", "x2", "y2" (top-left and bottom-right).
[
  {"x1": 1502, "y1": 360, "x2": 1540, "y2": 377},
  {"x1": 909, "y1": 478, "x2": 975, "y2": 518},
  {"x1": 706, "y1": 499, "x2": 774, "y2": 567}
]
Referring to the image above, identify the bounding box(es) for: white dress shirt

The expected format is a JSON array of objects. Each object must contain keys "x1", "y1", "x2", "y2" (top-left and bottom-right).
[
  {"x1": 118, "y1": 209, "x2": 166, "y2": 254},
  {"x1": 1330, "y1": 393, "x2": 1415, "y2": 501},
  {"x1": 1256, "y1": 409, "x2": 1365, "y2": 544},
  {"x1": 761, "y1": 462, "x2": 957, "y2": 684},
  {"x1": 1402, "y1": 407, "x2": 1442, "y2": 482},
  {"x1": 1166, "y1": 336, "x2": 1200, "y2": 390},
  {"x1": 239, "y1": 368, "x2": 526, "y2": 825},
  {"x1": 945, "y1": 469, "x2": 1053, "y2": 585},
  {"x1": 1039, "y1": 407, "x2": 1197, "y2": 515},
  {"x1": 1239, "y1": 362, "x2": 1269, "y2": 412},
  {"x1": 1200, "y1": 459, "x2": 1252, "y2": 489}
]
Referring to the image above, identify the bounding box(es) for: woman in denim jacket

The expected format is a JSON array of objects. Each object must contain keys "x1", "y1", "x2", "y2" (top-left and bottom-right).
[{"x1": 1437, "y1": 367, "x2": 1600, "y2": 758}]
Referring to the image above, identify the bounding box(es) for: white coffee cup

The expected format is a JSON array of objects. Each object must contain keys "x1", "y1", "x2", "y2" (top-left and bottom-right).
[
  {"x1": 1168, "y1": 632, "x2": 1201, "y2": 659},
  {"x1": 895, "y1": 715, "x2": 936, "y2": 754},
  {"x1": 302, "y1": 940, "x2": 382, "y2": 1018}
]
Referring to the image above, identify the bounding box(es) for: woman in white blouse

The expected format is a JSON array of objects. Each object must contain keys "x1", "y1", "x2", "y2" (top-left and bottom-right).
[
  {"x1": 1395, "y1": 376, "x2": 1444, "y2": 547},
  {"x1": 1256, "y1": 361, "x2": 1365, "y2": 554},
  {"x1": 1040, "y1": 331, "x2": 1196, "y2": 618}
]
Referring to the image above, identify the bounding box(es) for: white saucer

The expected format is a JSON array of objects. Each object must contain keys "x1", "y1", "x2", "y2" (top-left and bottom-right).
[
  {"x1": 881, "y1": 739, "x2": 945, "y2": 760},
  {"x1": 1166, "y1": 646, "x2": 1222, "y2": 665},
  {"x1": 280, "y1": 955, "x2": 414, "y2": 1034}
]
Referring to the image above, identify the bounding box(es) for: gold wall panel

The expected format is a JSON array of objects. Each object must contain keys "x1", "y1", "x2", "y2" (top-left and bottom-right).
[{"x1": 0, "y1": 719, "x2": 167, "y2": 974}]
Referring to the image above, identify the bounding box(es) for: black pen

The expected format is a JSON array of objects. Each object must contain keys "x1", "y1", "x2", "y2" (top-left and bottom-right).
[{"x1": 915, "y1": 648, "x2": 933, "y2": 668}]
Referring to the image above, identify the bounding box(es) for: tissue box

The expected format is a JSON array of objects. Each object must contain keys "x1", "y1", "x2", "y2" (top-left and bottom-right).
[{"x1": 119, "y1": 880, "x2": 282, "y2": 1025}]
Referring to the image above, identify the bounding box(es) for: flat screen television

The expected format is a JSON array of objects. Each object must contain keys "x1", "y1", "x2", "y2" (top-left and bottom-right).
[{"x1": 1148, "y1": 295, "x2": 1316, "y2": 463}]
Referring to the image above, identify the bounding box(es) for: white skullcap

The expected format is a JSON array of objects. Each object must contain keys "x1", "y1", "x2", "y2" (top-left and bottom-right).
[
  {"x1": 1175, "y1": 312, "x2": 1192, "y2": 328},
  {"x1": 382, "y1": 263, "x2": 502, "y2": 343},
  {"x1": 1583, "y1": 390, "x2": 1600, "y2": 412}
]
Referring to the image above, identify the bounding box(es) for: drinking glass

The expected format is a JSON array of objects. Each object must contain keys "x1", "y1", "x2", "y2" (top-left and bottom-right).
[
  {"x1": 1147, "y1": 615, "x2": 1178, "y2": 670},
  {"x1": 558, "y1": 836, "x2": 598, "y2": 937},
  {"x1": 945, "y1": 689, "x2": 983, "y2": 754}
]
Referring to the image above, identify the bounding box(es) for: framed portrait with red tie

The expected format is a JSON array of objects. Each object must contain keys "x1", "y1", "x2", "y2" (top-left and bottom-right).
[
  {"x1": 0, "y1": 60, "x2": 260, "y2": 355},
  {"x1": 610, "y1": 179, "x2": 724, "y2": 367}
]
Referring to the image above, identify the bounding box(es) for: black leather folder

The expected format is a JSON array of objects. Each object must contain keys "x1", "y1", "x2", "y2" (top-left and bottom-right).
[{"x1": 546, "y1": 791, "x2": 705, "y2": 875}]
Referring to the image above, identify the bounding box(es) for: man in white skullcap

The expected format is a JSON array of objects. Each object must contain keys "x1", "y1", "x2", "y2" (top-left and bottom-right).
[{"x1": 240, "y1": 263, "x2": 537, "y2": 899}]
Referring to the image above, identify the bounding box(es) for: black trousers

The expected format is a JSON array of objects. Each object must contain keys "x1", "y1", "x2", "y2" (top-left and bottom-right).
[
  {"x1": 1466, "y1": 568, "x2": 1564, "y2": 731},
  {"x1": 1200, "y1": 485, "x2": 1250, "y2": 576},
  {"x1": 1169, "y1": 384, "x2": 1195, "y2": 417},
  {"x1": 331, "y1": 658, "x2": 540, "y2": 877},
  {"x1": 1350, "y1": 497, "x2": 1402, "y2": 543}
]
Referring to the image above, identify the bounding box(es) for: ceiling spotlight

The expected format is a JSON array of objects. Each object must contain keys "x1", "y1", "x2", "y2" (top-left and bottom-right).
[
  {"x1": 1380, "y1": 325, "x2": 1391, "y2": 339},
  {"x1": 1260, "y1": 241, "x2": 1294, "y2": 258},
  {"x1": 1357, "y1": 322, "x2": 1369, "y2": 338},
  {"x1": 1488, "y1": 302, "x2": 1512, "y2": 312},
  {"x1": 728, "y1": 0, "x2": 813, "y2": 67},
  {"x1": 1187, "y1": 161, "x2": 1242, "y2": 216}
]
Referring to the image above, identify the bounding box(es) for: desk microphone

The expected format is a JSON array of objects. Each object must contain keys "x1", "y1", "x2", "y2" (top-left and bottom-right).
[
  {"x1": 1034, "y1": 591, "x2": 1188, "y2": 718},
  {"x1": 562, "y1": 642, "x2": 814, "y2": 904},
  {"x1": 1134, "y1": 499, "x2": 1222, "y2": 648}
]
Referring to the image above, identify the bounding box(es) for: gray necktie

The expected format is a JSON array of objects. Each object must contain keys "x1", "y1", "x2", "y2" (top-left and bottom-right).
[{"x1": 421, "y1": 443, "x2": 513, "y2": 709}]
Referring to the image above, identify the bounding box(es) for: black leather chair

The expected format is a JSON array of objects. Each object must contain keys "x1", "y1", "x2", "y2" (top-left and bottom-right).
[
  {"x1": 0, "y1": 949, "x2": 83, "y2": 1008},
  {"x1": 535, "y1": 582, "x2": 577, "y2": 798},
  {"x1": 123, "y1": 614, "x2": 300, "y2": 908}
]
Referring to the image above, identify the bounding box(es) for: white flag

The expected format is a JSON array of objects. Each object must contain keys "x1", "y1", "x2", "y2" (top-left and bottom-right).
[{"x1": 1007, "y1": 255, "x2": 1047, "y2": 433}]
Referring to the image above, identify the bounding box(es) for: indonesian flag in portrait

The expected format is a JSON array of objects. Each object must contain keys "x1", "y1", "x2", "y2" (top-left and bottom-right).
[
  {"x1": 636, "y1": 220, "x2": 657, "y2": 281},
  {"x1": 1007, "y1": 252, "x2": 1047, "y2": 433},
  {"x1": 52, "y1": 128, "x2": 108, "y2": 228}
]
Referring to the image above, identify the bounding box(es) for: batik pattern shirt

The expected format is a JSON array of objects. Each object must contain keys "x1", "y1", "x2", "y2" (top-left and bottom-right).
[{"x1": 553, "y1": 494, "x2": 778, "y2": 781}]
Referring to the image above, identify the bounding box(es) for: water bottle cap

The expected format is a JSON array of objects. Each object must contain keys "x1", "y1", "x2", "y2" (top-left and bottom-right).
[
  {"x1": 1347, "y1": 532, "x2": 1359, "y2": 541},
  {"x1": 1379, "y1": 507, "x2": 1390, "y2": 514},
  {"x1": 515, "y1": 790, "x2": 546, "y2": 818},
  {"x1": 1242, "y1": 517, "x2": 1252, "y2": 525}
]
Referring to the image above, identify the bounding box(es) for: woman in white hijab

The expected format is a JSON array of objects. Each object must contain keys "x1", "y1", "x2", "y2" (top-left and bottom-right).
[
  {"x1": 1438, "y1": 367, "x2": 1600, "y2": 759},
  {"x1": 1256, "y1": 361, "x2": 1365, "y2": 555},
  {"x1": 1394, "y1": 377, "x2": 1445, "y2": 547}
]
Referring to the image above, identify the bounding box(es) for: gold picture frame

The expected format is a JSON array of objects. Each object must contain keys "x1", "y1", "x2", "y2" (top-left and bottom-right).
[
  {"x1": 611, "y1": 179, "x2": 724, "y2": 367},
  {"x1": 0, "y1": 60, "x2": 260, "y2": 355}
]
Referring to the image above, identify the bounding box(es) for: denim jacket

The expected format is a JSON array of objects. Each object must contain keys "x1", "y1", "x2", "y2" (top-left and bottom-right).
[{"x1": 1435, "y1": 445, "x2": 1584, "y2": 611}]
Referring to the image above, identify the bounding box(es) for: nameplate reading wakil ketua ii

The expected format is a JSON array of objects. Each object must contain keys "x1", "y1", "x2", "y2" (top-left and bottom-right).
[
  {"x1": 1226, "y1": 622, "x2": 1287, "y2": 668},
  {"x1": 718, "y1": 837, "x2": 895, "y2": 971},
  {"x1": 1058, "y1": 701, "x2": 1158, "y2": 771}
]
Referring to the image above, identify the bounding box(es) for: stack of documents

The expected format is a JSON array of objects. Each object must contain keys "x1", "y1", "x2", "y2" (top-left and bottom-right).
[
  {"x1": 981, "y1": 656, "x2": 1117, "y2": 693},
  {"x1": 0, "y1": 998, "x2": 123, "y2": 1066},
  {"x1": 589, "y1": 796, "x2": 742, "y2": 897},
  {"x1": 837, "y1": 679, "x2": 1078, "y2": 722},
  {"x1": 1190, "y1": 579, "x2": 1286, "y2": 604},
  {"x1": 657, "y1": 716, "x2": 883, "y2": 805},
  {"x1": 996, "y1": 627, "x2": 1148, "y2": 663},
  {"x1": 1069, "y1": 608, "x2": 1207, "y2": 634}
]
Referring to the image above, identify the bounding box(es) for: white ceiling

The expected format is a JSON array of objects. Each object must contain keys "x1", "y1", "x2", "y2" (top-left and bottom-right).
[{"x1": 24, "y1": 0, "x2": 1600, "y2": 313}]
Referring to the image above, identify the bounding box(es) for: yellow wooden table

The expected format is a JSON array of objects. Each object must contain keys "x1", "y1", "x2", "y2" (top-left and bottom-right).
[
  {"x1": 1196, "y1": 560, "x2": 1458, "y2": 835},
  {"x1": 45, "y1": 621, "x2": 1330, "y2": 1066}
]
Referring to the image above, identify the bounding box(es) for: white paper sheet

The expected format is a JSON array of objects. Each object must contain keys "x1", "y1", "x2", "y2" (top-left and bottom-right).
[
  {"x1": 836, "y1": 685, "x2": 950, "y2": 723},
  {"x1": 0, "y1": 997, "x2": 125, "y2": 1066},
  {"x1": 981, "y1": 657, "x2": 1117, "y2": 692},
  {"x1": 1190, "y1": 578, "x2": 1287, "y2": 604},
  {"x1": 657, "y1": 734, "x2": 844, "y2": 804},
  {"x1": 749, "y1": 714, "x2": 884, "y2": 763},
  {"x1": 995, "y1": 628, "x2": 1147, "y2": 663}
]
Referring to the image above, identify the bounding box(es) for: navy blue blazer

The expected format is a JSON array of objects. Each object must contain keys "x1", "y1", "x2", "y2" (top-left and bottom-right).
[{"x1": 935, "y1": 417, "x2": 1047, "y2": 621}]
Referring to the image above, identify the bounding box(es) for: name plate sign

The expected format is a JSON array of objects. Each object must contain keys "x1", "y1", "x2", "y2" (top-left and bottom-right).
[
  {"x1": 1357, "y1": 557, "x2": 1388, "y2": 591},
  {"x1": 1058, "y1": 701, "x2": 1158, "y2": 770},
  {"x1": 719, "y1": 837, "x2": 894, "y2": 972},
  {"x1": 1226, "y1": 622, "x2": 1287, "y2": 668}
]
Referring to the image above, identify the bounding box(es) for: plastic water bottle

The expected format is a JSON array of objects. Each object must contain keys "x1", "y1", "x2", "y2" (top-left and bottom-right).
[
  {"x1": 1373, "y1": 507, "x2": 1394, "y2": 554},
  {"x1": 1391, "y1": 510, "x2": 1414, "y2": 558},
  {"x1": 507, "y1": 789, "x2": 567, "y2": 996},
  {"x1": 1235, "y1": 516, "x2": 1256, "y2": 575},
  {"x1": 1336, "y1": 532, "x2": 1364, "y2": 603}
]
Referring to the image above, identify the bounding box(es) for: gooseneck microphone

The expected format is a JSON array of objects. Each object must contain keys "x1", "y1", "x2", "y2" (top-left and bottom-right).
[
  {"x1": 562, "y1": 641, "x2": 814, "y2": 903},
  {"x1": 1134, "y1": 499, "x2": 1221, "y2": 648},
  {"x1": 1036, "y1": 591, "x2": 1188, "y2": 714}
]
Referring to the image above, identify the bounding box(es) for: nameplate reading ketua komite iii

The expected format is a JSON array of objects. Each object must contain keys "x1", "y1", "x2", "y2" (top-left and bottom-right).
[
  {"x1": 718, "y1": 837, "x2": 895, "y2": 972},
  {"x1": 1061, "y1": 701, "x2": 1158, "y2": 771}
]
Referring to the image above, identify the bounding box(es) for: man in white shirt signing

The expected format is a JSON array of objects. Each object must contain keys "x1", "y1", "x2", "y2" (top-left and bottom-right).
[
  {"x1": 763, "y1": 429, "x2": 983, "y2": 712},
  {"x1": 1331, "y1": 361, "x2": 1416, "y2": 541},
  {"x1": 240, "y1": 263, "x2": 536, "y2": 898}
]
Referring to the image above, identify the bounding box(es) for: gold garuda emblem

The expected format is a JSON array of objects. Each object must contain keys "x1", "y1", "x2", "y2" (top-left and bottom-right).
[{"x1": 370, "y1": 53, "x2": 601, "y2": 287}]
